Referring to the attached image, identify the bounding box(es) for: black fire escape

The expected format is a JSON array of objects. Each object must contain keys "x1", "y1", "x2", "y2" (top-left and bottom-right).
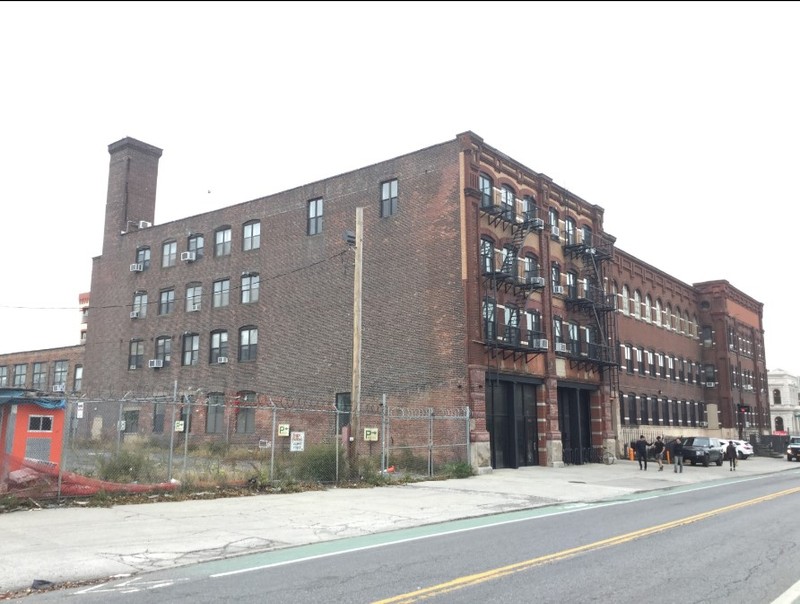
[
  {"x1": 480, "y1": 193, "x2": 546, "y2": 362},
  {"x1": 562, "y1": 229, "x2": 619, "y2": 392}
]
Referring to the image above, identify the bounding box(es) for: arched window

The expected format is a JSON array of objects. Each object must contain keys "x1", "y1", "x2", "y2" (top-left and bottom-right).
[
  {"x1": 479, "y1": 173, "x2": 493, "y2": 208},
  {"x1": 776, "y1": 417, "x2": 785, "y2": 432},
  {"x1": 773, "y1": 389, "x2": 782, "y2": 405},
  {"x1": 480, "y1": 237, "x2": 495, "y2": 274},
  {"x1": 565, "y1": 217, "x2": 577, "y2": 245},
  {"x1": 500, "y1": 185, "x2": 515, "y2": 220},
  {"x1": 621, "y1": 285, "x2": 630, "y2": 316},
  {"x1": 633, "y1": 290, "x2": 642, "y2": 319},
  {"x1": 644, "y1": 295, "x2": 652, "y2": 322}
]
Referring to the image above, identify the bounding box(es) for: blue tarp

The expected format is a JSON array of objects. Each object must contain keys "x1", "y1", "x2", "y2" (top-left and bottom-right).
[{"x1": 0, "y1": 388, "x2": 65, "y2": 409}]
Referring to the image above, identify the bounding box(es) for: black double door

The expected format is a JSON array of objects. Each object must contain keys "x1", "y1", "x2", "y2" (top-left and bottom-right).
[{"x1": 485, "y1": 378, "x2": 539, "y2": 469}]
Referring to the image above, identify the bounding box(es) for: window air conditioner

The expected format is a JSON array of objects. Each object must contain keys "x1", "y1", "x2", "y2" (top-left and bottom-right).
[
  {"x1": 531, "y1": 218, "x2": 545, "y2": 230},
  {"x1": 704, "y1": 381, "x2": 716, "y2": 388},
  {"x1": 130, "y1": 263, "x2": 143, "y2": 272},
  {"x1": 555, "y1": 342, "x2": 568, "y2": 353},
  {"x1": 527, "y1": 276, "x2": 546, "y2": 287},
  {"x1": 552, "y1": 285, "x2": 565, "y2": 295},
  {"x1": 531, "y1": 339, "x2": 549, "y2": 350},
  {"x1": 138, "y1": 220, "x2": 153, "y2": 229},
  {"x1": 148, "y1": 359, "x2": 164, "y2": 369},
  {"x1": 188, "y1": 303, "x2": 200, "y2": 312},
  {"x1": 216, "y1": 356, "x2": 229, "y2": 364},
  {"x1": 130, "y1": 310, "x2": 140, "y2": 319},
  {"x1": 550, "y1": 225, "x2": 560, "y2": 238},
  {"x1": 52, "y1": 384, "x2": 65, "y2": 393},
  {"x1": 181, "y1": 251, "x2": 196, "y2": 262}
]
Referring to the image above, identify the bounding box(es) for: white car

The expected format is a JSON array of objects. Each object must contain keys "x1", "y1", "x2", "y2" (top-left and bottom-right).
[{"x1": 719, "y1": 439, "x2": 754, "y2": 460}]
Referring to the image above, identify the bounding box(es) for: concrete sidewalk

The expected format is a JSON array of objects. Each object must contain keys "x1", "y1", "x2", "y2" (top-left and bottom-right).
[{"x1": 2, "y1": 455, "x2": 797, "y2": 595}]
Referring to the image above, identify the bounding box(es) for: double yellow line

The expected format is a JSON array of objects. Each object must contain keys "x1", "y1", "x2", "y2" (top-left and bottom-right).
[{"x1": 375, "y1": 486, "x2": 800, "y2": 603}]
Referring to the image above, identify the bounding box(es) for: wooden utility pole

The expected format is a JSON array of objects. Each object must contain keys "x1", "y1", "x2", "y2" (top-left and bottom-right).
[{"x1": 349, "y1": 207, "x2": 364, "y2": 477}]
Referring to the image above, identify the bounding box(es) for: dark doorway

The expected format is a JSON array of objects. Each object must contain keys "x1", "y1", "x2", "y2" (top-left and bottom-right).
[
  {"x1": 485, "y1": 376, "x2": 540, "y2": 468},
  {"x1": 558, "y1": 386, "x2": 593, "y2": 464}
]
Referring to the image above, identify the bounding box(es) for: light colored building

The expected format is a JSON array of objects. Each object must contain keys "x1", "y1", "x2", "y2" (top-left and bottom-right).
[{"x1": 768, "y1": 368, "x2": 800, "y2": 435}]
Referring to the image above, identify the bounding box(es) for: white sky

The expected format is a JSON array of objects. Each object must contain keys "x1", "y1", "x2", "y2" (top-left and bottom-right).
[{"x1": 1, "y1": 1, "x2": 798, "y2": 375}]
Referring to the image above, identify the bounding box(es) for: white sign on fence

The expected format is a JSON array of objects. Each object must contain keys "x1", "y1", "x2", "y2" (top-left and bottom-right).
[
  {"x1": 364, "y1": 427, "x2": 379, "y2": 441},
  {"x1": 290, "y1": 431, "x2": 305, "y2": 452},
  {"x1": 76, "y1": 401, "x2": 84, "y2": 419}
]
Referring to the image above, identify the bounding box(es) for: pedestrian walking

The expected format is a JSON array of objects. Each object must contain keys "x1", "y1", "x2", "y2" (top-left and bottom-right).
[
  {"x1": 726, "y1": 440, "x2": 737, "y2": 471},
  {"x1": 635, "y1": 435, "x2": 651, "y2": 470},
  {"x1": 673, "y1": 437, "x2": 684, "y2": 473},
  {"x1": 653, "y1": 436, "x2": 666, "y2": 471}
]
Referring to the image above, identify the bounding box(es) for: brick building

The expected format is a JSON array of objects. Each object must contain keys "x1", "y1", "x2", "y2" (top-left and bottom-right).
[{"x1": 0, "y1": 132, "x2": 769, "y2": 471}]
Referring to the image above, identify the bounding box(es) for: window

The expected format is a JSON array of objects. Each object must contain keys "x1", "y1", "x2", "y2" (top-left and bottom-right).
[
  {"x1": 162, "y1": 241, "x2": 177, "y2": 267},
  {"x1": 13, "y1": 364, "x2": 27, "y2": 387},
  {"x1": 633, "y1": 290, "x2": 642, "y2": 319},
  {"x1": 501, "y1": 246, "x2": 518, "y2": 277},
  {"x1": 551, "y1": 262, "x2": 561, "y2": 289},
  {"x1": 213, "y1": 279, "x2": 230, "y2": 308},
  {"x1": 136, "y1": 247, "x2": 151, "y2": 269},
  {"x1": 567, "y1": 322, "x2": 580, "y2": 354},
  {"x1": 336, "y1": 392, "x2": 351, "y2": 431},
  {"x1": 243, "y1": 220, "x2": 261, "y2": 251},
  {"x1": 581, "y1": 225, "x2": 593, "y2": 247},
  {"x1": 236, "y1": 391, "x2": 257, "y2": 434},
  {"x1": 123, "y1": 410, "x2": 139, "y2": 433},
  {"x1": 480, "y1": 237, "x2": 495, "y2": 274},
  {"x1": 647, "y1": 350, "x2": 655, "y2": 376},
  {"x1": 0, "y1": 366, "x2": 7, "y2": 387},
  {"x1": 155, "y1": 336, "x2": 172, "y2": 365},
  {"x1": 644, "y1": 295, "x2": 652, "y2": 322},
  {"x1": 655, "y1": 300, "x2": 662, "y2": 325},
  {"x1": 215, "y1": 227, "x2": 232, "y2": 257},
  {"x1": 153, "y1": 403, "x2": 165, "y2": 433},
  {"x1": 380, "y1": 179, "x2": 398, "y2": 217},
  {"x1": 28, "y1": 415, "x2": 53, "y2": 432},
  {"x1": 521, "y1": 195, "x2": 537, "y2": 221},
  {"x1": 210, "y1": 330, "x2": 229, "y2": 363},
  {"x1": 53, "y1": 361, "x2": 68, "y2": 390},
  {"x1": 637, "y1": 348, "x2": 644, "y2": 374},
  {"x1": 668, "y1": 356, "x2": 676, "y2": 380},
  {"x1": 564, "y1": 217, "x2": 576, "y2": 245},
  {"x1": 625, "y1": 345, "x2": 633, "y2": 373},
  {"x1": 663, "y1": 304, "x2": 672, "y2": 329},
  {"x1": 159, "y1": 289, "x2": 175, "y2": 315},
  {"x1": 73, "y1": 365, "x2": 82, "y2": 391},
  {"x1": 182, "y1": 333, "x2": 200, "y2": 366},
  {"x1": 621, "y1": 285, "x2": 630, "y2": 316},
  {"x1": 500, "y1": 185, "x2": 515, "y2": 220},
  {"x1": 548, "y1": 207, "x2": 559, "y2": 231},
  {"x1": 308, "y1": 198, "x2": 324, "y2": 235},
  {"x1": 206, "y1": 393, "x2": 225, "y2": 434},
  {"x1": 482, "y1": 297, "x2": 496, "y2": 341},
  {"x1": 503, "y1": 305, "x2": 520, "y2": 345},
  {"x1": 186, "y1": 283, "x2": 202, "y2": 312},
  {"x1": 32, "y1": 362, "x2": 47, "y2": 390},
  {"x1": 188, "y1": 233, "x2": 204, "y2": 259},
  {"x1": 239, "y1": 326, "x2": 258, "y2": 361},
  {"x1": 133, "y1": 291, "x2": 147, "y2": 317},
  {"x1": 128, "y1": 340, "x2": 144, "y2": 370},
  {"x1": 478, "y1": 174, "x2": 493, "y2": 208},
  {"x1": 524, "y1": 254, "x2": 539, "y2": 281},
  {"x1": 566, "y1": 271, "x2": 577, "y2": 298},
  {"x1": 241, "y1": 273, "x2": 260, "y2": 303},
  {"x1": 526, "y1": 310, "x2": 542, "y2": 340},
  {"x1": 553, "y1": 317, "x2": 563, "y2": 344}
]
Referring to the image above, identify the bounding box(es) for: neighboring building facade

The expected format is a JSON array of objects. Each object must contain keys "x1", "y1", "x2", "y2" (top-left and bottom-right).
[
  {"x1": 0, "y1": 132, "x2": 771, "y2": 471},
  {"x1": 768, "y1": 368, "x2": 800, "y2": 435}
]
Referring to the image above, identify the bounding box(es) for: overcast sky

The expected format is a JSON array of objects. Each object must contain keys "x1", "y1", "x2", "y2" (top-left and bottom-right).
[{"x1": 1, "y1": 1, "x2": 798, "y2": 375}]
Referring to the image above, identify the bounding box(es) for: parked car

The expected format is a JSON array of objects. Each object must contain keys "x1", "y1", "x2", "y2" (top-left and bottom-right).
[
  {"x1": 787, "y1": 436, "x2": 800, "y2": 462},
  {"x1": 681, "y1": 436, "x2": 724, "y2": 466},
  {"x1": 719, "y1": 439, "x2": 754, "y2": 460}
]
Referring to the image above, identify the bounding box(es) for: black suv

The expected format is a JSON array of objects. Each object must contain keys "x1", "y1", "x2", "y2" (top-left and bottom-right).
[
  {"x1": 787, "y1": 436, "x2": 800, "y2": 462},
  {"x1": 681, "y1": 436, "x2": 723, "y2": 467}
]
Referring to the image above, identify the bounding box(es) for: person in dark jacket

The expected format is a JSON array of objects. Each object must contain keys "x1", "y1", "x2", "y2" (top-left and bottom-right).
[
  {"x1": 653, "y1": 436, "x2": 666, "y2": 471},
  {"x1": 673, "y1": 437, "x2": 684, "y2": 473},
  {"x1": 635, "y1": 435, "x2": 651, "y2": 470},
  {"x1": 726, "y1": 440, "x2": 737, "y2": 471}
]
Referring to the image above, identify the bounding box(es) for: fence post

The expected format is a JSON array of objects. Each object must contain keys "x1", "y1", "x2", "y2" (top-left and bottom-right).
[
  {"x1": 58, "y1": 396, "x2": 72, "y2": 499},
  {"x1": 270, "y1": 401, "x2": 277, "y2": 481},
  {"x1": 465, "y1": 406, "x2": 471, "y2": 467},
  {"x1": 428, "y1": 408, "x2": 434, "y2": 476},
  {"x1": 380, "y1": 394, "x2": 387, "y2": 473}
]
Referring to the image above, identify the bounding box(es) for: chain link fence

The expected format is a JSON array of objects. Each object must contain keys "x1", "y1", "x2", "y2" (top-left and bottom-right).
[{"x1": 1, "y1": 393, "x2": 471, "y2": 500}]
